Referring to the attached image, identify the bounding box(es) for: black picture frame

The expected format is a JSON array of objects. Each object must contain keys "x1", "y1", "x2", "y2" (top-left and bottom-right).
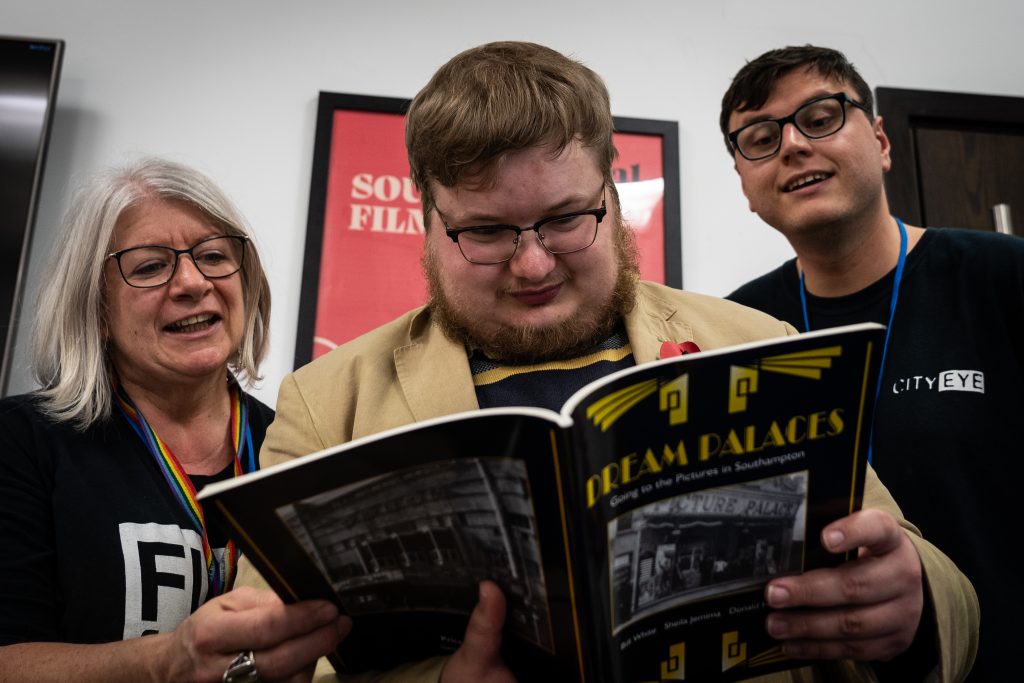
[
  {"x1": 295, "y1": 92, "x2": 681, "y2": 369},
  {"x1": 612, "y1": 114, "x2": 682, "y2": 289},
  {"x1": 296, "y1": 92, "x2": 410, "y2": 370}
]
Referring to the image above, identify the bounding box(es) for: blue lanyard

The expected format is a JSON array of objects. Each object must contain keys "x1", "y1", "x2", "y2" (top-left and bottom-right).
[{"x1": 799, "y1": 217, "x2": 908, "y2": 465}]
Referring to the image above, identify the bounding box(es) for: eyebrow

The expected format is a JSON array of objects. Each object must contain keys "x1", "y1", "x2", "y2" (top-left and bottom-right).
[
  {"x1": 113, "y1": 233, "x2": 226, "y2": 252},
  {"x1": 733, "y1": 90, "x2": 839, "y2": 129},
  {"x1": 445, "y1": 190, "x2": 599, "y2": 227}
]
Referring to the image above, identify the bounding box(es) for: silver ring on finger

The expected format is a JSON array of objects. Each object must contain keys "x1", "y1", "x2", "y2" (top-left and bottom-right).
[{"x1": 223, "y1": 650, "x2": 260, "y2": 683}]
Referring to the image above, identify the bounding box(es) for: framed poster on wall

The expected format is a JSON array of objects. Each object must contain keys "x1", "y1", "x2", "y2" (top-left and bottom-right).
[{"x1": 295, "y1": 91, "x2": 680, "y2": 368}]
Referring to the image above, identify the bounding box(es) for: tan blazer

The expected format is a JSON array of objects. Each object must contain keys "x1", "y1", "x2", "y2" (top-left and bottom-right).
[{"x1": 240, "y1": 281, "x2": 978, "y2": 683}]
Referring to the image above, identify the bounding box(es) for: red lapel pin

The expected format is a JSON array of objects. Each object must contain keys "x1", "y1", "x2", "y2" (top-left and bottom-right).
[{"x1": 659, "y1": 340, "x2": 701, "y2": 359}]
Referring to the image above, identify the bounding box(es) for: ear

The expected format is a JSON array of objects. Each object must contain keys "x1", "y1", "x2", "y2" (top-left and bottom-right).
[{"x1": 874, "y1": 116, "x2": 893, "y2": 173}]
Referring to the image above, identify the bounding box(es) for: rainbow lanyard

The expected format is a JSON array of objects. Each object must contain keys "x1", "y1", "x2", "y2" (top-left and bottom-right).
[
  {"x1": 799, "y1": 216, "x2": 908, "y2": 465},
  {"x1": 114, "y1": 379, "x2": 255, "y2": 596}
]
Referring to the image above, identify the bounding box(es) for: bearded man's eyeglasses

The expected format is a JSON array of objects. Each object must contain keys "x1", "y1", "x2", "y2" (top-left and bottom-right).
[
  {"x1": 438, "y1": 186, "x2": 607, "y2": 265},
  {"x1": 728, "y1": 92, "x2": 872, "y2": 161},
  {"x1": 108, "y1": 234, "x2": 248, "y2": 288}
]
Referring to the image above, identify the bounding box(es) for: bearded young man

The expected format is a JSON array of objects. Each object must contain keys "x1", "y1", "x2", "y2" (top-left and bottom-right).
[
  {"x1": 241, "y1": 42, "x2": 977, "y2": 683},
  {"x1": 723, "y1": 44, "x2": 1019, "y2": 682}
]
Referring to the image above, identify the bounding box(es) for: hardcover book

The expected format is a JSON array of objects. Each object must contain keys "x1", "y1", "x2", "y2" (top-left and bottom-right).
[{"x1": 199, "y1": 323, "x2": 884, "y2": 682}]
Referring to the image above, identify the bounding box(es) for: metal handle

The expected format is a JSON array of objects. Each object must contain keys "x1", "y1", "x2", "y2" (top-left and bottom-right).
[{"x1": 993, "y1": 203, "x2": 1014, "y2": 235}]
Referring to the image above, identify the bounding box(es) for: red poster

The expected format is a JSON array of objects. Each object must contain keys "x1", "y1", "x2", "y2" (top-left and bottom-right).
[
  {"x1": 299, "y1": 94, "x2": 679, "y2": 365},
  {"x1": 313, "y1": 109, "x2": 425, "y2": 358},
  {"x1": 613, "y1": 132, "x2": 666, "y2": 284}
]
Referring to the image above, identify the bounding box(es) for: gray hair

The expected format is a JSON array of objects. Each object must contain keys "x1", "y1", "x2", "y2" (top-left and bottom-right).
[{"x1": 31, "y1": 157, "x2": 272, "y2": 429}]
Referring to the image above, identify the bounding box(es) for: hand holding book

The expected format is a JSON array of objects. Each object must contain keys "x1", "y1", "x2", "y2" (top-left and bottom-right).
[
  {"x1": 764, "y1": 508, "x2": 924, "y2": 661},
  {"x1": 440, "y1": 506, "x2": 927, "y2": 683}
]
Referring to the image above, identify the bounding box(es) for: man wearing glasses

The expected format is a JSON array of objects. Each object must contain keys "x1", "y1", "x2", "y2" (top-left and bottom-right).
[
  {"x1": 247, "y1": 42, "x2": 977, "y2": 682},
  {"x1": 723, "y1": 45, "x2": 1019, "y2": 681}
]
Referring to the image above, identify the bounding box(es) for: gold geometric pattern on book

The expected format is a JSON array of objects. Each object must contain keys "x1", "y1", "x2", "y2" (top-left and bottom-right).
[
  {"x1": 585, "y1": 378, "x2": 659, "y2": 432},
  {"x1": 729, "y1": 346, "x2": 843, "y2": 414},
  {"x1": 660, "y1": 641, "x2": 686, "y2": 680},
  {"x1": 659, "y1": 373, "x2": 690, "y2": 427},
  {"x1": 747, "y1": 645, "x2": 789, "y2": 666},
  {"x1": 722, "y1": 630, "x2": 748, "y2": 671},
  {"x1": 586, "y1": 345, "x2": 843, "y2": 430}
]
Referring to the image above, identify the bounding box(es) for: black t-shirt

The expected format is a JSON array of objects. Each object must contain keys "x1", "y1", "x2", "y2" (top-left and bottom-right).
[
  {"x1": 0, "y1": 391, "x2": 273, "y2": 645},
  {"x1": 729, "y1": 228, "x2": 1024, "y2": 682}
]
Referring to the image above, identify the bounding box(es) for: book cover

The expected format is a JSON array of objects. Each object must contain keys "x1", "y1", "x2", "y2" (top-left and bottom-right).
[{"x1": 200, "y1": 322, "x2": 884, "y2": 682}]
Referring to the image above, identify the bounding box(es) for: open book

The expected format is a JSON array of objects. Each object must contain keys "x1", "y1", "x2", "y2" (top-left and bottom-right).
[{"x1": 200, "y1": 323, "x2": 884, "y2": 682}]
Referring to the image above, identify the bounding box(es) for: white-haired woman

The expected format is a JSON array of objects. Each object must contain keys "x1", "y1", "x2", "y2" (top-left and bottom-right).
[{"x1": 0, "y1": 158, "x2": 349, "y2": 682}]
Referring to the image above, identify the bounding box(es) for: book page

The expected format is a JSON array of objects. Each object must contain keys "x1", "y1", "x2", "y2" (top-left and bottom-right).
[{"x1": 204, "y1": 408, "x2": 587, "y2": 678}]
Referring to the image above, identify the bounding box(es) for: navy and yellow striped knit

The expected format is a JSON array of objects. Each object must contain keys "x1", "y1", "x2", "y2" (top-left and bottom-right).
[{"x1": 470, "y1": 328, "x2": 634, "y2": 412}]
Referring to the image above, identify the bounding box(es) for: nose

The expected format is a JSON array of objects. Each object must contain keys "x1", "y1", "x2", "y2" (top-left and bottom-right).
[
  {"x1": 507, "y1": 230, "x2": 556, "y2": 281},
  {"x1": 778, "y1": 121, "x2": 812, "y2": 159},
  {"x1": 167, "y1": 254, "x2": 213, "y2": 296}
]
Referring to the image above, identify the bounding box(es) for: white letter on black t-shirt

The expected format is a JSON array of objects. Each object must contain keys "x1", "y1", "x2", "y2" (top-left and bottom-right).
[{"x1": 119, "y1": 522, "x2": 207, "y2": 638}]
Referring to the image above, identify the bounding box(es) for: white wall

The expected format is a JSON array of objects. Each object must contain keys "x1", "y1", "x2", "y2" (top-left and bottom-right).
[{"x1": 5, "y1": 0, "x2": 1024, "y2": 407}]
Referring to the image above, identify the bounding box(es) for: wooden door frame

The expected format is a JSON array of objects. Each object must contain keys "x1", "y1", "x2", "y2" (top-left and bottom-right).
[{"x1": 876, "y1": 86, "x2": 1024, "y2": 225}]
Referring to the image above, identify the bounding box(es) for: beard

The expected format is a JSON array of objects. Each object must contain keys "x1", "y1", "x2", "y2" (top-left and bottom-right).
[{"x1": 423, "y1": 215, "x2": 640, "y2": 364}]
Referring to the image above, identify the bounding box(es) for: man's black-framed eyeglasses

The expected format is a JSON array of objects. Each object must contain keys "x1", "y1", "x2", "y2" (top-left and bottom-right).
[
  {"x1": 728, "y1": 92, "x2": 872, "y2": 161},
  {"x1": 438, "y1": 187, "x2": 607, "y2": 265},
  {"x1": 108, "y1": 234, "x2": 248, "y2": 288}
]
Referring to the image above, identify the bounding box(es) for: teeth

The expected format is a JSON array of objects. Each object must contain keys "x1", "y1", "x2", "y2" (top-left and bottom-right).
[
  {"x1": 167, "y1": 314, "x2": 215, "y2": 332},
  {"x1": 785, "y1": 173, "x2": 828, "y2": 192}
]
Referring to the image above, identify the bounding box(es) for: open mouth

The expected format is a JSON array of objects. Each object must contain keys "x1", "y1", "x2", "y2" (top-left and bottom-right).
[
  {"x1": 165, "y1": 313, "x2": 219, "y2": 333},
  {"x1": 783, "y1": 172, "x2": 832, "y2": 192}
]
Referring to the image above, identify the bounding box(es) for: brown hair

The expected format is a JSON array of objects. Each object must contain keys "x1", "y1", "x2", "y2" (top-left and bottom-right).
[
  {"x1": 719, "y1": 45, "x2": 874, "y2": 156},
  {"x1": 406, "y1": 41, "x2": 616, "y2": 221}
]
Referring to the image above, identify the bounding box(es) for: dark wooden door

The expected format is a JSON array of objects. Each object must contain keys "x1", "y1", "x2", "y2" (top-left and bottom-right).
[{"x1": 877, "y1": 87, "x2": 1024, "y2": 236}]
